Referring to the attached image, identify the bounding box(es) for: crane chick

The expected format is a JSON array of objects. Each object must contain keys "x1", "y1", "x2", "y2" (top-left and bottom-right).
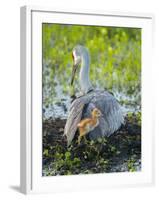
[{"x1": 77, "y1": 108, "x2": 102, "y2": 145}]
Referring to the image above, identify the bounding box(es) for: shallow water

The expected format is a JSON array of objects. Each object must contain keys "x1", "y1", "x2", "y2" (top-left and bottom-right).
[
  {"x1": 42, "y1": 81, "x2": 141, "y2": 120},
  {"x1": 42, "y1": 52, "x2": 141, "y2": 120}
]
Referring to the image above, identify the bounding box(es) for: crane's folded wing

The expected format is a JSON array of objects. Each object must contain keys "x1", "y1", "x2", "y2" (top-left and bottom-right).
[{"x1": 64, "y1": 94, "x2": 94, "y2": 146}]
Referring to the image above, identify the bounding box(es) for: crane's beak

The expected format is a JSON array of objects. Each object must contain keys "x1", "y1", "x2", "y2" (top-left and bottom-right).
[{"x1": 70, "y1": 63, "x2": 78, "y2": 85}]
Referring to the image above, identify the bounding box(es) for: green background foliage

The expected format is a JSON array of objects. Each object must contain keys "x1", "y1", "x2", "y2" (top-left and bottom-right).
[
  {"x1": 42, "y1": 24, "x2": 141, "y2": 175},
  {"x1": 42, "y1": 23, "x2": 141, "y2": 109}
]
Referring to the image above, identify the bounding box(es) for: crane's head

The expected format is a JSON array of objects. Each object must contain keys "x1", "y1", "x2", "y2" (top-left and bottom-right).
[{"x1": 71, "y1": 45, "x2": 89, "y2": 85}]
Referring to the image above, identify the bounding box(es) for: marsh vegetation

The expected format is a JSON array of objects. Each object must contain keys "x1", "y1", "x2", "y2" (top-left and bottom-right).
[{"x1": 42, "y1": 24, "x2": 141, "y2": 176}]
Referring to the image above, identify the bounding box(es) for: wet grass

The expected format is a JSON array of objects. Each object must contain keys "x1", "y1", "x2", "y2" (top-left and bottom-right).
[
  {"x1": 42, "y1": 25, "x2": 141, "y2": 176},
  {"x1": 42, "y1": 25, "x2": 141, "y2": 110},
  {"x1": 42, "y1": 112, "x2": 141, "y2": 176}
]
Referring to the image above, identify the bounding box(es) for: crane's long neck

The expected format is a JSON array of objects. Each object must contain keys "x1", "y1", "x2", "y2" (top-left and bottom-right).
[{"x1": 79, "y1": 53, "x2": 93, "y2": 94}]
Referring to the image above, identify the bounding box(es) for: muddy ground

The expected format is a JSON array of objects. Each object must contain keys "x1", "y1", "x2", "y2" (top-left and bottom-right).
[{"x1": 42, "y1": 113, "x2": 141, "y2": 176}]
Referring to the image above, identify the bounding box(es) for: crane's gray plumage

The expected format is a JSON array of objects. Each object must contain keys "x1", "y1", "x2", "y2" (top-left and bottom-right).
[
  {"x1": 64, "y1": 89, "x2": 124, "y2": 146},
  {"x1": 64, "y1": 45, "x2": 124, "y2": 146}
]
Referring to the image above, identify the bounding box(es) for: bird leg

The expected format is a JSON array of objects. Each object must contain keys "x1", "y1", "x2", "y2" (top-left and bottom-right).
[
  {"x1": 84, "y1": 135, "x2": 88, "y2": 143},
  {"x1": 78, "y1": 134, "x2": 88, "y2": 145},
  {"x1": 78, "y1": 135, "x2": 82, "y2": 145}
]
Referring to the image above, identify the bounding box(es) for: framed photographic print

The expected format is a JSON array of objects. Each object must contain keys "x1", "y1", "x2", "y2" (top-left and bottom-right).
[{"x1": 20, "y1": 6, "x2": 154, "y2": 194}]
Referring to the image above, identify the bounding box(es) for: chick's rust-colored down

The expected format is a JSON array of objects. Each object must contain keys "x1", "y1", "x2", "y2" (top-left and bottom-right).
[{"x1": 77, "y1": 108, "x2": 101, "y2": 144}]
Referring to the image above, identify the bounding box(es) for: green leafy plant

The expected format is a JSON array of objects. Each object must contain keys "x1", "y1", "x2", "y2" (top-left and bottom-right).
[
  {"x1": 127, "y1": 159, "x2": 136, "y2": 172},
  {"x1": 42, "y1": 24, "x2": 141, "y2": 109}
]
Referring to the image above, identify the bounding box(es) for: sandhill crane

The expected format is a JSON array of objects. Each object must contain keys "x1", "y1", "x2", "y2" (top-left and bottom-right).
[{"x1": 64, "y1": 45, "x2": 124, "y2": 146}]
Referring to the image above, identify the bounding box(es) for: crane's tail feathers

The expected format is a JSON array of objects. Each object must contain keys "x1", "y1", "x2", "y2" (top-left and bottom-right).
[{"x1": 64, "y1": 100, "x2": 85, "y2": 146}]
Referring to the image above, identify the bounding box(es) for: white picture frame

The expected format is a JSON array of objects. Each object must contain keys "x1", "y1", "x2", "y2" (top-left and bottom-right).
[{"x1": 20, "y1": 6, "x2": 154, "y2": 194}]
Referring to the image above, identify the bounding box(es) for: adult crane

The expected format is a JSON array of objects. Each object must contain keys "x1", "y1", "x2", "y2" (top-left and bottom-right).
[{"x1": 64, "y1": 45, "x2": 124, "y2": 146}]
